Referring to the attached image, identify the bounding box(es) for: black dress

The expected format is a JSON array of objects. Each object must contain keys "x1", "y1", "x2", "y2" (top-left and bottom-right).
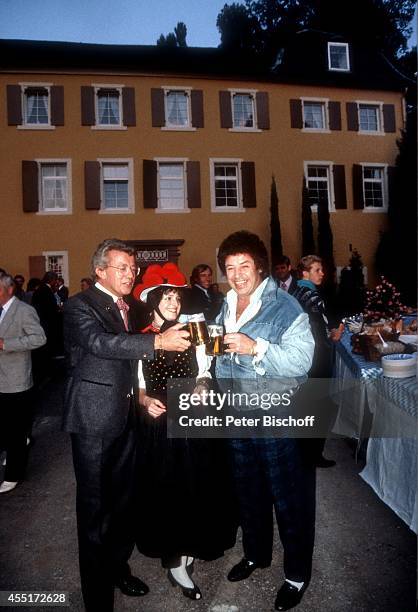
[{"x1": 136, "y1": 343, "x2": 237, "y2": 567}]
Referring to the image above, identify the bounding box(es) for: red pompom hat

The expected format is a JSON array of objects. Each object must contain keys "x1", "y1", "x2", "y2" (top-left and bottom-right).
[{"x1": 133, "y1": 263, "x2": 187, "y2": 303}]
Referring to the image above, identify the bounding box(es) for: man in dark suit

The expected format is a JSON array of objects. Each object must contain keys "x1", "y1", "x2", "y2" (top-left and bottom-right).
[
  {"x1": 274, "y1": 255, "x2": 298, "y2": 295},
  {"x1": 62, "y1": 238, "x2": 190, "y2": 612},
  {"x1": 188, "y1": 264, "x2": 223, "y2": 323}
]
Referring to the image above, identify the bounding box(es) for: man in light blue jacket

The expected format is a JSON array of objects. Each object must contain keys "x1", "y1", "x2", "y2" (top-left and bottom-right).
[
  {"x1": 215, "y1": 231, "x2": 315, "y2": 612},
  {"x1": 0, "y1": 272, "x2": 46, "y2": 493}
]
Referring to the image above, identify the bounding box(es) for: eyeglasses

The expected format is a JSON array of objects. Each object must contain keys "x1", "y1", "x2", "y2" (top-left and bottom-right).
[{"x1": 106, "y1": 265, "x2": 140, "y2": 277}]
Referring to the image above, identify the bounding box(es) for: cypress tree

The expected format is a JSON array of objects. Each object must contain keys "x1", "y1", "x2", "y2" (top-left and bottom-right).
[{"x1": 270, "y1": 175, "x2": 283, "y2": 269}]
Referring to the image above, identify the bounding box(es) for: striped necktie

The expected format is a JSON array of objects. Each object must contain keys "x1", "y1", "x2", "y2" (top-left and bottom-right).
[{"x1": 116, "y1": 298, "x2": 130, "y2": 331}]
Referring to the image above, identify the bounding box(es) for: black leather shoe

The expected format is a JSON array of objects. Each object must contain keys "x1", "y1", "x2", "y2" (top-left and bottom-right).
[
  {"x1": 315, "y1": 456, "x2": 336, "y2": 468},
  {"x1": 275, "y1": 581, "x2": 305, "y2": 611},
  {"x1": 115, "y1": 574, "x2": 149, "y2": 597},
  {"x1": 227, "y1": 558, "x2": 269, "y2": 582}
]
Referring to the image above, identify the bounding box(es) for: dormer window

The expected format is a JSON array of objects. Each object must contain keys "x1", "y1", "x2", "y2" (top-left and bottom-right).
[{"x1": 328, "y1": 42, "x2": 350, "y2": 71}]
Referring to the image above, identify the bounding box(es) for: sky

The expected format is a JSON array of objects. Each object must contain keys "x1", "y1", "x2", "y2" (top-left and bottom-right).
[
  {"x1": 0, "y1": 0, "x2": 228, "y2": 48},
  {"x1": 0, "y1": 0, "x2": 416, "y2": 49}
]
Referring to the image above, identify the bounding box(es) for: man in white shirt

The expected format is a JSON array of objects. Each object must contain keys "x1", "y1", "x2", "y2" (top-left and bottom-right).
[
  {"x1": 274, "y1": 255, "x2": 297, "y2": 294},
  {"x1": 0, "y1": 273, "x2": 46, "y2": 493}
]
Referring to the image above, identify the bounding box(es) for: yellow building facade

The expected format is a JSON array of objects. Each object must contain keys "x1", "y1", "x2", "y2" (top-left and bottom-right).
[{"x1": 0, "y1": 38, "x2": 405, "y2": 293}]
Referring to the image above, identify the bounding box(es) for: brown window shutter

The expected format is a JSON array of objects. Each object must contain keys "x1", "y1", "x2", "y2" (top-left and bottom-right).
[
  {"x1": 186, "y1": 161, "x2": 201, "y2": 208},
  {"x1": 383, "y1": 104, "x2": 396, "y2": 133},
  {"x1": 143, "y1": 160, "x2": 158, "y2": 208},
  {"x1": 22, "y1": 161, "x2": 39, "y2": 212},
  {"x1": 7, "y1": 85, "x2": 22, "y2": 125},
  {"x1": 256, "y1": 91, "x2": 270, "y2": 130},
  {"x1": 29, "y1": 255, "x2": 46, "y2": 279},
  {"x1": 151, "y1": 89, "x2": 165, "y2": 127},
  {"x1": 328, "y1": 101, "x2": 341, "y2": 131},
  {"x1": 191, "y1": 90, "x2": 204, "y2": 128},
  {"x1": 289, "y1": 99, "x2": 303, "y2": 128},
  {"x1": 346, "y1": 102, "x2": 359, "y2": 131},
  {"x1": 84, "y1": 161, "x2": 101, "y2": 210},
  {"x1": 219, "y1": 91, "x2": 232, "y2": 128},
  {"x1": 352, "y1": 164, "x2": 364, "y2": 209},
  {"x1": 122, "y1": 87, "x2": 136, "y2": 126},
  {"x1": 50, "y1": 85, "x2": 64, "y2": 126},
  {"x1": 81, "y1": 86, "x2": 95, "y2": 126},
  {"x1": 241, "y1": 162, "x2": 256, "y2": 208},
  {"x1": 333, "y1": 165, "x2": 347, "y2": 209}
]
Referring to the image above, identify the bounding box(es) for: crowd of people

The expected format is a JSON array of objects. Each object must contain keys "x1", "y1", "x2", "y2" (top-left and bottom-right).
[{"x1": 1, "y1": 233, "x2": 343, "y2": 611}]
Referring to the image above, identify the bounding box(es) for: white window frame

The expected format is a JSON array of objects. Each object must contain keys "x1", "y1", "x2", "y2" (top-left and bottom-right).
[
  {"x1": 229, "y1": 88, "x2": 261, "y2": 132},
  {"x1": 42, "y1": 251, "x2": 69, "y2": 286},
  {"x1": 356, "y1": 100, "x2": 384, "y2": 135},
  {"x1": 304, "y1": 161, "x2": 336, "y2": 212},
  {"x1": 161, "y1": 86, "x2": 195, "y2": 131},
  {"x1": 301, "y1": 97, "x2": 330, "y2": 132},
  {"x1": 327, "y1": 42, "x2": 350, "y2": 72},
  {"x1": 18, "y1": 82, "x2": 55, "y2": 130},
  {"x1": 359, "y1": 162, "x2": 388, "y2": 212},
  {"x1": 209, "y1": 158, "x2": 246, "y2": 213},
  {"x1": 98, "y1": 158, "x2": 134, "y2": 214},
  {"x1": 35, "y1": 159, "x2": 72, "y2": 215},
  {"x1": 91, "y1": 84, "x2": 126, "y2": 130},
  {"x1": 154, "y1": 157, "x2": 190, "y2": 213}
]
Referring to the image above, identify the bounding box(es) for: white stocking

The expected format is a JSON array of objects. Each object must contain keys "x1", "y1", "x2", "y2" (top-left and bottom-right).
[{"x1": 170, "y1": 556, "x2": 194, "y2": 589}]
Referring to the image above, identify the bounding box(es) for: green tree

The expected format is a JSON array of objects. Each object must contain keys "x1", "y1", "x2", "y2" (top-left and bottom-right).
[
  {"x1": 157, "y1": 22, "x2": 188, "y2": 48},
  {"x1": 217, "y1": 0, "x2": 415, "y2": 61},
  {"x1": 270, "y1": 175, "x2": 283, "y2": 269},
  {"x1": 216, "y1": 3, "x2": 261, "y2": 51},
  {"x1": 375, "y1": 90, "x2": 417, "y2": 304}
]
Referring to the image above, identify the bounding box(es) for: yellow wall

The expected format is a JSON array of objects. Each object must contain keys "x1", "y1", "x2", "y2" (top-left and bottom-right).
[{"x1": 0, "y1": 71, "x2": 403, "y2": 293}]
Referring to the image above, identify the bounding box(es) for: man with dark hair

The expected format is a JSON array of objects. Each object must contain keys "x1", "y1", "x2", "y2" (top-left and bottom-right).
[
  {"x1": 63, "y1": 238, "x2": 190, "y2": 612},
  {"x1": 13, "y1": 274, "x2": 26, "y2": 301},
  {"x1": 188, "y1": 263, "x2": 222, "y2": 323},
  {"x1": 216, "y1": 231, "x2": 316, "y2": 611},
  {"x1": 293, "y1": 255, "x2": 342, "y2": 468},
  {"x1": 274, "y1": 255, "x2": 297, "y2": 294},
  {"x1": 57, "y1": 276, "x2": 69, "y2": 303},
  {"x1": 0, "y1": 273, "x2": 46, "y2": 493}
]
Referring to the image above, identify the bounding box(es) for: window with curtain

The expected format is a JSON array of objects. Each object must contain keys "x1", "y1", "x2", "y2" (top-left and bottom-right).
[
  {"x1": 40, "y1": 164, "x2": 67, "y2": 210},
  {"x1": 232, "y1": 93, "x2": 254, "y2": 128},
  {"x1": 359, "y1": 104, "x2": 381, "y2": 132},
  {"x1": 165, "y1": 91, "x2": 189, "y2": 126},
  {"x1": 303, "y1": 101, "x2": 326, "y2": 129},
  {"x1": 158, "y1": 163, "x2": 185, "y2": 210},
  {"x1": 214, "y1": 164, "x2": 239, "y2": 208},
  {"x1": 25, "y1": 88, "x2": 49, "y2": 124},
  {"x1": 102, "y1": 164, "x2": 129, "y2": 209},
  {"x1": 328, "y1": 43, "x2": 350, "y2": 71},
  {"x1": 363, "y1": 166, "x2": 385, "y2": 208},
  {"x1": 306, "y1": 165, "x2": 330, "y2": 209},
  {"x1": 97, "y1": 89, "x2": 121, "y2": 125}
]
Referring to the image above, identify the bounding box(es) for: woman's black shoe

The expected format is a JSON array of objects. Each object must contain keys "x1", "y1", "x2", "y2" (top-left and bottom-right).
[{"x1": 168, "y1": 569, "x2": 202, "y2": 600}]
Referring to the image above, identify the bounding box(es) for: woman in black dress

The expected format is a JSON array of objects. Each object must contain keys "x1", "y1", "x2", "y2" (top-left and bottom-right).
[{"x1": 134, "y1": 264, "x2": 236, "y2": 600}]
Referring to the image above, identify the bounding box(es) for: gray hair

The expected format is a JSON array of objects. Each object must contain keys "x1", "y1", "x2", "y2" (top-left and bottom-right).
[
  {"x1": 0, "y1": 273, "x2": 15, "y2": 290},
  {"x1": 91, "y1": 238, "x2": 135, "y2": 279}
]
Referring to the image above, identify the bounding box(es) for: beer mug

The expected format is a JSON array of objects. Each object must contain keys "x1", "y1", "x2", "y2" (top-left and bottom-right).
[
  {"x1": 186, "y1": 313, "x2": 209, "y2": 346},
  {"x1": 206, "y1": 324, "x2": 225, "y2": 356}
]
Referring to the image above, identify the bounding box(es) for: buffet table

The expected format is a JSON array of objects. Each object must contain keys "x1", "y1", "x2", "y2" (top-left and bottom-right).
[{"x1": 332, "y1": 330, "x2": 417, "y2": 533}]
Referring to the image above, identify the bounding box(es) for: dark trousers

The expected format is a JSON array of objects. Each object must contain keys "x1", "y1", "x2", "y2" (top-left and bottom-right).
[
  {"x1": 0, "y1": 389, "x2": 33, "y2": 481},
  {"x1": 229, "y1": 437, "x2": 316, "y2": 583},
  {"x1": 70, "y1": 409, "x2": 137, "y2": 612}
]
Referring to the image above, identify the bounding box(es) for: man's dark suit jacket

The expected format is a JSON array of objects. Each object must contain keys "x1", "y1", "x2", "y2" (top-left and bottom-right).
[
  {"x1": 62, "y1": 286, "x2": 154, "y2": 438},
  {"x1": 186, "y1": 285, "x2": 223, "y2": 323}
]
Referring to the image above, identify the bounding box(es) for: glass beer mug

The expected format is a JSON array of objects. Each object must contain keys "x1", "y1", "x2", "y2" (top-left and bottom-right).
[
  {"x1": 185, "y1": 313, "x2": 209, "y2": 346},
  {"x1": 206, "y1": 324, "x2": 225, "y2": 356}
]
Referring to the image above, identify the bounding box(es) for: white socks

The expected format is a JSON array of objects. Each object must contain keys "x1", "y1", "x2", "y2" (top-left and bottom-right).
[
  {"x1": 170, "y1": 556, "x2": 194, "y2": 590},
  {"x1": 286, "y1": 579, "x2": 304, "y2": 591}
]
